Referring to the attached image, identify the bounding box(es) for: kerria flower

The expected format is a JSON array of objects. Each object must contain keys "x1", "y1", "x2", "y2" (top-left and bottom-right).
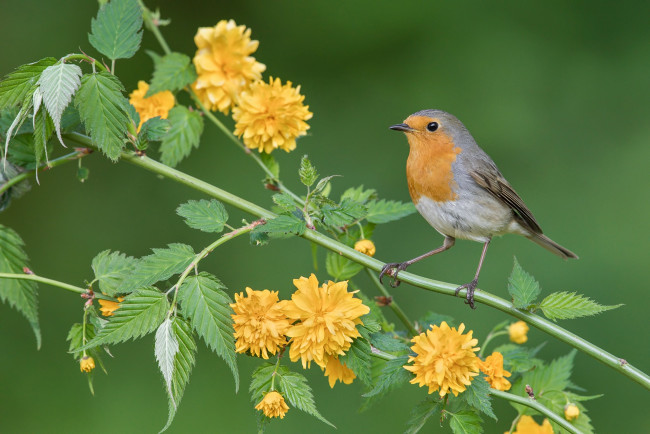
[
  {"x1": 508, "y1": 415, "x2": 554, "y2": 434},
  {"x1": 404, "y1": 321, "x2": 480, "y2": 397},
  {"x1": 230, "y1": 288, "x2": 290, "y2": 359},
  {"x1": 564, "y1": 403, "x2": 580, "y2": 421},
  {"x1": 80, "y1": 356, "x2": 95, "y2": 373},
  {"x1": 98, "y1": 297, "x2": 124, "y2": 317},
  {"x1": 254, "y1": 391, "x2": 289, "y2": 419},
  {"x1": 283, "y1": 274, "x2": 369, "y2": 369},
  {"x1": 322, "y1": 354, "x2": 356, "y2": 388},
  {"x1": 128, "y1": 81, "x2": 175, "y2": 131},
  {"x1": 232, "y1": 77, "x2": 312, "y2": 154},
  {"x1": 478, "y1": 351, "x2": 512, "y2": 391},
  {"x1": 509, "y1": 321, "x2": 529, "y2": 344},
  {"x1": 354, "y1": 239, "x2": 376, "y2": 257},
  {"x1": 192, "y1": 20, "x2": 266, "y2": 114}
]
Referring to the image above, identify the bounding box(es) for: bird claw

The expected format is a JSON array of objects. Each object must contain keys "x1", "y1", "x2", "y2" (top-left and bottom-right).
[
  {"x1": 379, "y1": 262, "x2": 409, "y2": 288},
  {"x1": 455, "y1": 279, "x2": 479, "y2": 309}
]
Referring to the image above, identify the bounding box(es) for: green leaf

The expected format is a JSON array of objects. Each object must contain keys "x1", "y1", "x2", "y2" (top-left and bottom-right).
[
  {"x1": 159, "y1": 105, "x2": 204, "y2": 167},
  {"x1": 91, "y1": 249, "x2": 137, "y2": 296},
  {"x1": 161, "y1": 316, "x2": 197, "y2": 433},
  {"x1": 0, "y1": 58, "x2": 57, "y2": 110},
  {"x1": 491, "y1": 343, "x2": 543, "y2": 373},
  {"x1": 155, "y1": 318, "x2": 179, "y2": 404},
  {"x1": 339, "y1": 337, "x2": 372, "y2": 385},
  {"x1": 362, "y1": 355, "x2": 410, "y2": 399},
  {"x1": 260, "y1": 153, "x2": 279, "y2": 178},
  {"x1": 37, "y1": 62, "x2": 82, "y2": 145},
  {"x1": 67, "y1": 323, "x2": 97, "y2": 360},
  {"x1": 418, "y1": 311, "x2": 456, "y2": 329},
  {"x1": 81, "y1": 288, "x2": 169, "y2": 349},
  {"x1": 276, "y1": 367, "x2": 335, "y2": 427},
  {"x1": 177, "y1": 272, "x2": 238, "y2": 391},
  {"x1": 0, "y1": 224, "x2": 40, "y2": 347},
  {"x1": 460, "y1": 375, "x2": 496, "y2": 420},
  {"x1": 325, "y1": 251, "x2": 363, "y2": 280},
  {"x1": 369, "y1": 332, "x2": 409, "y2": 353},
  {"x1": 176, "y1": 199, "x2": 228, "y2": 233},
  {"x1": 0, "y1": 161, "x2": 30, "y2": 211},
  {"x1": 340, "y1": 185, "x2": 377, "y2": 204},
  {"x1": 249, "y1": 363, "x2": 275, "y2": 404},
  {"x1": 32, "y1": 106, "x2": 55, "y2": 168},
  {"x1": 449, "y1": 410, "x2": 483, "y2": 434},
  {"x1": 272, "y1": 193, "x2": 297, "y2": 212},
  {"x1": 539, "y1": 291, "x2": 622, "y2": 321},
  {"x1": 252, "y1": 215, "x2": 307, "y2": 240},
  {"x1": 146, "y1": 52, "x2": 196, "y2": 96},
  {"x1": 311, "y1": 174, "x2": 339, "y2": 197},
  {"x1": 139, "y1": 116, "x2": 170, "y2": 142},
  {"x1": 321, "y1": 199, "x2": 367, "y2": 228},
  {"x1": 4, "y1": 98, "x2": 33, "y2": 158},
  {"x1": 121, "y1": 243, "x2": 195, "y2": 293},
  {"x1": 299, "y1": 155, "x2": 318, "y2": 187},
  {"x1": 75, "y1": 72, "x2": 130, "y2": 160},
  {"x1": 89, "y1": 0, "x2": 143, "y2": 60},
  {"x1": 365, "y1": 199, "x2": 416, "y2": 224},
  {"x1": 507, "y1": 258, "x2": 541, "y2": 309},
  {"x1": 405, "y1": 397, "x2": 442, "y2": 434}
]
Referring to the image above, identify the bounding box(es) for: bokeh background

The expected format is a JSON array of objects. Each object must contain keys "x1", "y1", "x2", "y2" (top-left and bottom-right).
[{"x1": 1, "y1": 0, "x2": 649, "y2": 432}]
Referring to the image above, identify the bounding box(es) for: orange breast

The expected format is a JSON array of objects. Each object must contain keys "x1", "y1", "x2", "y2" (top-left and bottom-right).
[{"x1": 406, "y1": 130, "x2": 461, "y2": 202}]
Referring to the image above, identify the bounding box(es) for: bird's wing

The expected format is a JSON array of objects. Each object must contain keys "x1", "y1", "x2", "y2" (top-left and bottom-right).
[{"x1": 470, "y1": 168, "x2": 543, "y2": 234}]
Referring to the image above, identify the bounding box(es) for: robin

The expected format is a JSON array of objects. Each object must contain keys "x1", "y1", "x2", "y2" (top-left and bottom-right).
[{"x1": 379, "y1": 109, "x2": 578, "y2": 308}]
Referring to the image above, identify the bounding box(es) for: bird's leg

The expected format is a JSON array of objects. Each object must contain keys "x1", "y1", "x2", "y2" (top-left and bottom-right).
[
  {"x1": 455, "y1": 238, "x2": 491, "y2": 309},
  {"x1": 380, "y1": 236, "x2": 455, "y2": 288}
]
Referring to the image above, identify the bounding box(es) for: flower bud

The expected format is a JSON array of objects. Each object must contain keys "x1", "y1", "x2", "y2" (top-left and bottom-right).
[
  {"x1": 354, "y1": 239, "x2": 376, "y2": 257},
  {"x1": 564, "y1": 403, "x2": 580, "y2": 421},
  {"x1": 508, "y1": 321, "x2": 529, "y2": 344},
  {"x1": 80, "y1": 356, "x2": 95, "y2": 373}
]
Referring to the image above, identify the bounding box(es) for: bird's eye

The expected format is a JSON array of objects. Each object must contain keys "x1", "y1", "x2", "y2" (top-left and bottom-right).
[{"x1": 426, "y1": 122, "x2": 439, "y2": 132}]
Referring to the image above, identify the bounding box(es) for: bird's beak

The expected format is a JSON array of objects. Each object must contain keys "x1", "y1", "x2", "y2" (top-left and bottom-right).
[{"x1": 389, "y1": 123, "x2": 415, "y2": 133}]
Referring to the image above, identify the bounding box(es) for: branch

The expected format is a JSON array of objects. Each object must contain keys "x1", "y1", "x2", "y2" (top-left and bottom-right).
[
  {"x1": 62, "y1": 131, "x2": 650, "y2": 391},
  {"x1": 0, "y1": 272, "x2": 115, "y2": 301}
]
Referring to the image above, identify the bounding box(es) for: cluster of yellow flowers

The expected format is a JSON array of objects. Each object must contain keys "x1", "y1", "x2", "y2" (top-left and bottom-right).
[{"x1": 231, "y1": 274, "x2": 369, "y2": 419}]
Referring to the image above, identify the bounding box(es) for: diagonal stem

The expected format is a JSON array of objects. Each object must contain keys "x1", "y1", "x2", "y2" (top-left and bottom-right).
[
  {"x1": 365, "y1": 268, "x2": 418, "y2": 337},
  {"x1": 0, "y1": 272, "x2": 115, "y2": 301}
]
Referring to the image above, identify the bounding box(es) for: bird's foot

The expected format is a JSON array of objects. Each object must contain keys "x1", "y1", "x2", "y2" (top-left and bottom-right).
[
  {"x1": 379, "y1": 262, "x2": 410, "y2": 288},
  {"x1": 455, "y1": 279, "x2": 479, "y2": 309}
]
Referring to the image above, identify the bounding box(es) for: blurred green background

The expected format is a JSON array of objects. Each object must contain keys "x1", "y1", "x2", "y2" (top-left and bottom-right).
[{"x1": 1, "y1": 0, "x2": 649, "y2": 432}]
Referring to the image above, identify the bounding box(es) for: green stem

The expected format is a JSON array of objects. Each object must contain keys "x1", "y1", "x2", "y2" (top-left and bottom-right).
[
  {"x1": 81, "y1": 307, "x2": 89, "y2": 357},
  {"x1": 490, "y1": 389, "x2": 582, "y2": 434},
  {"x1": 365, "y1": 268, "x2": 418, "y2": 337},
  {"x1": 0, "y1": 272, "x2": 115, "y2": 301},
  {"x1": 0, "y1": 149, "x2": 91, "y2": 195},
  {"x1": 270, "y1": 351, "x2": 283, "y2": 391},
  {"x1": 62, "y1": 132, "x2": 650, "y2": 391},
  {"x1": 140, "y1": 3, "x2": 172, "y2": 55},
  {"x1": 370, "y1": 346, "x2": 396, "y2": 361},
  {"x1": 64, "y1": 54, "x2": 109, "y2": 73},
  {"x1": 478, "y1": 331, "x2": 508, "y2": 358}
]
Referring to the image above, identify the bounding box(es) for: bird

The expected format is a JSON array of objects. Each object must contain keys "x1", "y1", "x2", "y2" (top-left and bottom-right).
[{"x1": 379, "y1": 109, "x2": 578, "y2": 308}]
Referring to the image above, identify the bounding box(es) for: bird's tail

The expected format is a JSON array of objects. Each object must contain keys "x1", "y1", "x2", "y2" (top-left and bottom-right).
[{"x1": 527, "y1": 233, "x2": 578, "y2": 259}]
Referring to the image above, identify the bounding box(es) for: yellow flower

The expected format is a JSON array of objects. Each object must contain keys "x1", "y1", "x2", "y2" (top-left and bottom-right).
[
  {"x1": 404, "y1": 321, "x2": 480, "y2": 397},
  {"x1": 128, "y1": 81, "x2": 175, "y2": 131},
  {"x1": 509, "y1": 321, "x2": 530, "y2": 344},
  {"x1": 508, "y1": 415, "x2": 554, "y2": 434},
  {"x1": 322, "y1": 354, "x2": 356, "y2": 388},
  {"x1": 80, "y1": 356, "x2": 95, "y2": 373},
  {"x1": 354, "y1": 239, "x2": 376, "y2": 257},
  {"x1": 283, "y1": 274, "x2": 369, "y2": 369},
  {"x1": 232, "y1": 77, "x2": 312, "y2": 154},
  {"x1": 192, "y1": 20, "x2": 266, "y2": 114},
  {"x1": 98, "y1": 297, "x2": 124, "y2": 317},
  {"x1": 564, "y1": 403, "x2": 580, "y2": 421},
  {"x1": 231, "y1": 288, "x2": 291, "y2": 359},
  {"x1": 478, "y1": 352, "x2": 512, "y2": 391},
  {"x1": 254, "y1": 391, "x2": 289, "y2": 419}
]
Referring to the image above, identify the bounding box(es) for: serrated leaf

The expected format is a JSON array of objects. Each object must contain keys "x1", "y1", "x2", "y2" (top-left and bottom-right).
[
  {"x1": 325, "y1": 251, "x2": 363, "y2": 280},
  {"x1": 362, "y1": 355, "x2": 410, "y2": 399},
  {"x1": 272, "y1": 193, "x2": 297, "y2": 212},
  {"x1": 89, "y1": 0, "x2": 143, "y2": 60},
  {"x1": 321, "y1": 198, "x2": 367, "y2": 228},
  {"x1": 155, "y1": 318, "x2": 179, "y2": 402},
  {"x1": 176, "y1": 199, "x2": 228, "y2": 233},
  {"x1": 161, "y1": 316, "x2": 197, "y2": 433},
  {"x1": 492, "y1": 343, "x2": 543, "y2": 373},
  {"x1": 177, "y1": 272, "x2": 238, "y2": 391},
  {"x1": 299, "y1": 155, "x2": 318, "y2": 187},
  {"x1": 4, "y1": 98, "x2": 33, "y2": 160},
  {"x1": 311, "y1": 175, "x2": 339, "y2": 197},
  {"x1": 405, "y1": 397, "x2": 442, "y2": 434},
  {"x1": 121, "y1": 243, "x2": 195, "y2": 293},
  {"x1": 0, "y1": 58, "x2": 57, "y2": 110},
  {"x1": 37, "y1": 62, "x2": 82, "y2": 145},
  {"x1": 159, "y1": 105, "x2": 204, "y2": 167},
  {"x1": 249, "y1": 363, "x2": 275, "y2": 404},
  {"x1": 365, "y1": 199, "x2": 416, "y2": 224},
  {"x1": 539, "y1": 291, "x2": 622, "y2": 321},
  {"x1": 252, "y1": 215, "x2": 306, "y2": 240},
  {"x1": 91, "y1": 249, "x2": 137, "y2": 296},
  {"x1": 418, "y1": 311, "x2": 456, "y2": 330},
  {"x1": 369, "y1": 332, "x2": 409, "y2": 353},
  {"x1": 75, "y1": 72, "x2": 129, "y2": 160},
  {"x1": 276, "y1": 367, "x2": 334, "y2": 427},
  {"x1": 460, "y1": 375, "x2": 496, "y2": 420},
  {"x1": 507, "y1": 258, "x2": 541, "y2": 309},
  {"x1": 340, "y1": 185, "x2": 377, "y2": 204},
  {"x1": 449, "y1": 410, "x2": 483, "y2": 434},
  {"x1": 339, "y1": 337, "x2": 372, "y2": 385},
  {"x1": 139, "y1": 116, "x2": 170, "y2": 142},
  {"x1": 32, "y1": 106, "x2": 55, "y2": 168},
  {"x1": 81, "y1": 288, "x2": 169, "y2": 349},
  {"x1": 260, "y1": 153, "x2": 279, "y2": 178},
  {"x1": 0, "y1": 224, "x2": 40, "y2": 347},
  {"x1": 146, "y1": 52, "x2": 196, "y2": 96}
]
